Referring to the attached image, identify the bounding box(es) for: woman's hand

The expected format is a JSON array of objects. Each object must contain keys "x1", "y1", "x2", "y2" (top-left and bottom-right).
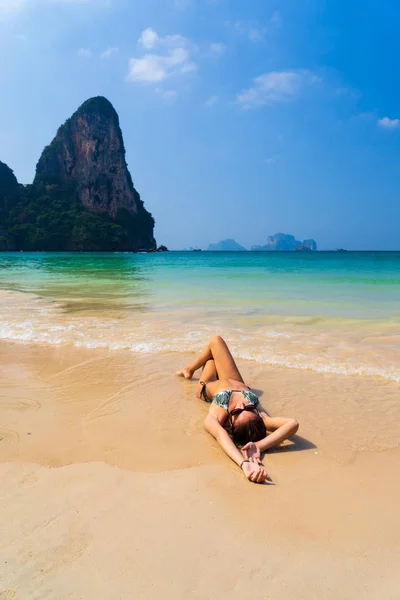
[
  {"x1": 241, "y1": 442, "x2": 261, "y2": 463},
  {"x1": 241, "y1": 460, "x2": 268, "y2": 484}
]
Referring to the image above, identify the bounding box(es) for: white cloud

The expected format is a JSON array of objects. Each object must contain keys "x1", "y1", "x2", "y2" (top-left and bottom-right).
[
  {"x1": 156, "y1": 89, "x2": 178, "y2": 102},
  {"x1": 377, "y1": 117, "x2": 400, "y2": 129},
  {"x1": 127, "y1": 28, "x2": 196, "y2": 84},
  {"x1": 139, "y1": 27, "x2": 158, "y2": 50},
  {"x1": 138, "y1": 28, "x2": 192, "y2": 52},
  {"x1": 225, "y1": 20, "x2": 264, "y2": 42},
  {"x1": 207, "y1": 42, "x2": 226, "y2": 56},
  {"x1": 205, "y1": 95, "x2": 218, "y2": 107},
  {"x1": 128, "y1": 48, "x2": 195, "y2": 83},
  {"x1": 77, "y1": 47, "x2": 92, "y2": 58},
  {"x1": 100, "y1": 46, "x2": 118, "y2": 58},
  {"x1": 237, "y1": 70, "x2": 319, "y2": 109}
]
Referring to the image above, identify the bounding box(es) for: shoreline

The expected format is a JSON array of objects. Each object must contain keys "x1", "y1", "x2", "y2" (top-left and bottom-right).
[
  {"x1": 1, "y1": 286, "x2": 400, "y2": 384},
  {"x1": 0, "y1": 339, "x2": 399, "y2": 598}
]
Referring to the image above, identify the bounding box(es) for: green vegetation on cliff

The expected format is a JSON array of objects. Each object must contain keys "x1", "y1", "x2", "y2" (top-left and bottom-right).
[{"x1": 0, "y1": 176, "x2": 154, "y2": 251}]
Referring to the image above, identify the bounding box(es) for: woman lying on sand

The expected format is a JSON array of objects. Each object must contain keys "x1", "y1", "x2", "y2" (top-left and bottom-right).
[{"x1": 177, "y1": 336, "x2": 299, "y2": 484}]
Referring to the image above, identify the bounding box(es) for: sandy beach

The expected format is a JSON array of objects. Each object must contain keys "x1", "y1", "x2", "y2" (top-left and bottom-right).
[{"x1": 1, "y1": 340, "x2": 399, "y2": 599}]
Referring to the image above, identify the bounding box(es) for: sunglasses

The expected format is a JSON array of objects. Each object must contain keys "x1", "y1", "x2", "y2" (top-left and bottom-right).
[{"x1": 228, "y1": 405, "x2": 259, "y2": 418}]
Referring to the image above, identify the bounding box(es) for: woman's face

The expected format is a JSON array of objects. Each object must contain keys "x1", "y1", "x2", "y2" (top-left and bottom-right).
[{"x1": 229, "y1": 401, "x2": 258, "y2": 427}]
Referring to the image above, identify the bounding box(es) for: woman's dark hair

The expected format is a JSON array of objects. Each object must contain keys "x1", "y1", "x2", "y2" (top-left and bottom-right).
[{"x1": 231, "y1": 413, "x2": 267, "y2": 446}]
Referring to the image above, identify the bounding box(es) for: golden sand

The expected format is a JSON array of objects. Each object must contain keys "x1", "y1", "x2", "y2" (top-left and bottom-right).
[{"x1": 0, "y1": 341, "x2": 399, "y2": 599}]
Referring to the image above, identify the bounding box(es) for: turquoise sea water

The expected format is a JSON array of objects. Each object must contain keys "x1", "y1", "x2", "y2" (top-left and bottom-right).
[{"x1": 1, "y1": 252, "x2": 399, "y2": 381}]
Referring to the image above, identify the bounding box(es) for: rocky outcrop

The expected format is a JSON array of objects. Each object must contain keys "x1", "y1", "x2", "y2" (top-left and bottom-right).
[
  {"x1": 252, "y1": 233, "x2": 317, "y2": 252},
  {"x1": 0, "y1": 99, "x2": 156, "y2": 251},
  {"x1": 207, "y1": 239, "x2": 247, "y2": 251},
  {"x1": 303, "y1": 239, "x2": 317, "y2": 251},
  {"x1": 0, "y1": 161, "x2": 22, "y2": 250},
  {"x1": 0, "y1": 161, "x2": 19, "y2": 208},
  {"x1": 34, "y1": 96, "x2": 155, "y2": 250}
]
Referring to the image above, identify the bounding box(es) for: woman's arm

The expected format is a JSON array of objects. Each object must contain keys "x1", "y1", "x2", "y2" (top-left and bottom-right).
[
  {"x1": 204, "y1": 413, "x2": 247, "y2": 466},
  {"x1": 204, "y1": 413, "x2": 268, "y2": 483},
  {"x1": 256, "y1": 414, "x2": 299, "y2": 453}
]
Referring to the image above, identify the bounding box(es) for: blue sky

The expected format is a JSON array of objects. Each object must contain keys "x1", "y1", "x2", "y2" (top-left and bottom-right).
[{"x1": 0, "y1": 0, "x2": 399, "y2": 250}]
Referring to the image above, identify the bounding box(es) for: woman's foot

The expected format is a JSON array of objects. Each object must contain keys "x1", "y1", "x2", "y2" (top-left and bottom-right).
[{"x1": 176, "y1": 366, "x2": 194, "y2": 380}]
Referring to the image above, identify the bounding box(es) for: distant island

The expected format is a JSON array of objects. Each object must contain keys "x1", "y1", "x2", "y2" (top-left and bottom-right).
[
  {"x1": 202, "y1": 233, "x2": 318, "y2": 252},
  {"x1": 251, "y1": 233, "x2": 317, "y2": 252},
  {"x1": 207, "y1": 239, "x2": 247, "y2": 251},
  {"x1": 0, "y1": 96, "x2": 156, "y2": 251}
]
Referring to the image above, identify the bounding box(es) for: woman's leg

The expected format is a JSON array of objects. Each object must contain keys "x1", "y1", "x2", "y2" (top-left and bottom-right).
[
  {"x1": 177, "y1": 336, "x2": 245, "y2": 382},
  {"x1": 195, "y1": 359, "x2": 217, "y2": 399}
]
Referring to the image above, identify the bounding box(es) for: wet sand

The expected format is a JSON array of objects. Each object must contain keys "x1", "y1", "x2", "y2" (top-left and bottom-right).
[{"x1": 0, "y1": 340, "x2": 399, "y2": 599}]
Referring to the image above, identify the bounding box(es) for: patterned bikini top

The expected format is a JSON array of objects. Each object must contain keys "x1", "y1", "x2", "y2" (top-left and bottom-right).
[{"x1": 212, "y1": 389, "x2": 259, "y2": 412}]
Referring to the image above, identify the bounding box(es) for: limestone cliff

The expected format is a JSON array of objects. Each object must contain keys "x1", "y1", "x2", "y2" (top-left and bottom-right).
[
  {"x1": 207, "y1": 239, "x2": 247, "y2": 251},
  {"x1": 0, "y1": 161, "x2": 22, "y2": 250},
  {"x1": 34, "y1": 96, "x2": 155, "y2": 250},
  {"x1": 0, "y1": 160, "x2": 19, "y2": 208}
]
